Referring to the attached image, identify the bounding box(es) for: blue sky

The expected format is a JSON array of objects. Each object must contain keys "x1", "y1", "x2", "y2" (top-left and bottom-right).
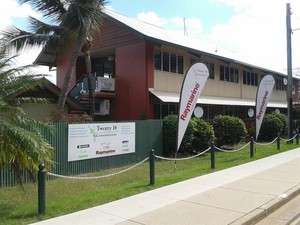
[
  {"x1": 107, "y1": 0, "x2": 235, "y2": 30},
  {"x1": 108, "y1": 0, "x2": 300, "y2": 74},
  {"x1": 108, "y1": 0, "x2": 300, "y2": 73},
  {"x1": 106, "y1": 0, "x2": 300, "y2": 75},
  {"x1": 2, "y1": 0, "x2": 300, "y2": 83},
  {"x1": 106, "y1": 0, "x2": 236, "y2": 41}
]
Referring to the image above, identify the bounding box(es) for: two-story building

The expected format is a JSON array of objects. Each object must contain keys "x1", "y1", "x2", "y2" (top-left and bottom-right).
[{"x1": 35, "y1": 9, "x2": 299, "y2": 123}]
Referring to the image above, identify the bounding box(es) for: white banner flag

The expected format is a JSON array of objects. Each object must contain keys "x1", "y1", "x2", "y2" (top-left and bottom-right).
[
  {"x1": 177, "y1": 62, "x2": 209, "y2": 151},
  {"x1": 255, "y1": 75, "x2": 275, "y2": 140}
]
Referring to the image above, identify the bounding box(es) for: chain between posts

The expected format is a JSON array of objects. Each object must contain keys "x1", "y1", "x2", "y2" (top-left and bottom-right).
[{"x1": 38, "y1": 134, "x2": 299, "y2": 215}]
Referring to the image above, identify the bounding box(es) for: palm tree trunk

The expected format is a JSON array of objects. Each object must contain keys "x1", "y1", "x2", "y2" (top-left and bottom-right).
[
  {"x1": 57, "y1": 29, "x2": 88, "y2": 113},
  {"x1": 83, "y1": 49, "x2": 94, "y2": 115},
  {"x1": 57, "y1": 0, "x2": 102, "y2": 114}
]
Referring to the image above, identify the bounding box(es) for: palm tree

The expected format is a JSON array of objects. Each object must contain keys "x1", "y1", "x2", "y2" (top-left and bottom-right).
[
  {"x1": 2, "y1": 0, "x2": 106, "y2": 115},
  {"x1": 0, "y1": 41, "x2": 54, "y2": 186}
]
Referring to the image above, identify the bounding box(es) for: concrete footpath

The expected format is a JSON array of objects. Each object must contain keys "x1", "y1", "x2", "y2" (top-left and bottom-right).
[{"x1": 31, "y1": 148, "x2": 300, "y2": 225}]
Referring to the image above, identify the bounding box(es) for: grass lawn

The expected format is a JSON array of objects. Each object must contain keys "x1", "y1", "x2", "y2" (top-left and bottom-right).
[{"x1": 0, "y1": 141, "x2": 299, "y2": 225}]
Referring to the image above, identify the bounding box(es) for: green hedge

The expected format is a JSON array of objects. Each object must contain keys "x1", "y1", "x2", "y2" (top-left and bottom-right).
[
  {"x1": 191, "y1": 117, "x2": 215, "y2": 152},
  {"x1": 212, "y1": 115, "x2": 247, "y2": 147},
  {"x1": 271, "y1": 112, "x2": 288, "y2": 136},
  {"x1": 163, "y1": 115, "x2": 214, "y2": 156},
  {"x1": 258, "y1": 114, "x2": 283, "y2": 141}
]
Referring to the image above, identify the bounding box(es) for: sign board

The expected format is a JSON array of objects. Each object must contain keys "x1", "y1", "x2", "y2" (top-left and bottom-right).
[
  {"x1": 194, "y1": 106, "x2": 204, "y2": 118},
  {"x1": 68, "y1": 122, "x2": 135, "y2": 161},
  {"x1": 97, "y1": 77, "x2": 115, "y2": 91}
]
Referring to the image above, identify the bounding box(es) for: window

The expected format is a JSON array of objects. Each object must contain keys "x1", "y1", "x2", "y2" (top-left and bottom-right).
[
  {"x1": 163, "y1": 52, "x2": 170, "y2": 72},
  {"x1": 93, "y1": 61, "x2": 114, "y2": 78},
  {"x1": 154, "y1": 50, "x2": 184, "y2": 74},
  {"x1": 276, "y1": 78, "x2": 286, "y2": 91},
  {"x1": 170, "y1": 54, "x2": 177, "y2": 73},
  {"x1": 222, "y1": 106, "x2": 237, "y2": 117},
  {"x1": 209, "y1": 63, "x2": 215, "y2": 79},
  {"x1": 243, "y1": 71, "x2": 258, "y2": 86},
  {"x1": 154, "y1": 50, "x2": 161, "y2": 70},
  {"x1": 190, "y1": 59, "x2": 214, "y2": 79},
  {"x1": 220, "y1": 65, "x2": 239, "y2": 83},
  {"x1": 178, "y1": 56, "x2": 184, "y2": 74},
  {"x1": 153, "y1": 103, "x2": 178, "y2": 119},
  {"x1": 202, "y1": 105, "x2": 213, "y2": 120}
]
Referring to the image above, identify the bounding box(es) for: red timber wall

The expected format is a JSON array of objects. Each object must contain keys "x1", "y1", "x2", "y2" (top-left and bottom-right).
[
  {"x1": 114, "y1": 41, "x2": 154, "y2": 120},
  {"x1": 56, "y1": 17, "x2": 154, "y2": 120}
]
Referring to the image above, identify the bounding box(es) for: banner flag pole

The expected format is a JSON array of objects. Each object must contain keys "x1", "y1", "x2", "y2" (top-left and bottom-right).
[
  {"x1": 176, "y1": 62, "x2": 209, "y2": 160},
  {"x1": 255, "y1": 75, "x2": 275, "y2": 140}
]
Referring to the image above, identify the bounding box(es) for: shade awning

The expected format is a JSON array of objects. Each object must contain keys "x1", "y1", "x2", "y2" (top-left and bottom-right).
[{"x1": 149, "y1": 89, "x2": 287, "y2": 108}]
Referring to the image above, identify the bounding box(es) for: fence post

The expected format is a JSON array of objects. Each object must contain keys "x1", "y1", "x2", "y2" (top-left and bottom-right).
[
  {"x1": 297, "y1": 129, "x2": 299, "y2": 145},
  {"x1": 149, "y1": 149, "x2": 155, "y2": 185},
  {"x1": 250, "y1": 137, "x2": 254, "y2": 158},
  {"x1": 38, "y1": 164, "x2": 46, "y2": 215},
  {"x1": 277, "y1": 133, "x2": 280, "y2": 150},
  {"x1": 210, "y1": 142, "x2": 215, "y2": 169}
]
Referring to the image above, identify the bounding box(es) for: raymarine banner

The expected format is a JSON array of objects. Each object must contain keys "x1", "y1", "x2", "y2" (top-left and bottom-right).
[
  {"x1": 255, "y1": 75, "x2": 275, "y2": 140},
  {"x1": 177, "y1": 62, "x2": 209, "y2": 151}
]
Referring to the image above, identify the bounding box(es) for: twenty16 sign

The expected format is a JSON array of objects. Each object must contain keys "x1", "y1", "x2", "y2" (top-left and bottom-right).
[{"x1": 68, "y1": 122, "x2": 135, "y2": 161}]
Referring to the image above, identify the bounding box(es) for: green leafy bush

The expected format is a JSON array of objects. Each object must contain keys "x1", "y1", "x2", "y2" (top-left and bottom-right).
[
  {"x1": 162, "y1": 115, "x2": 214, "y2": 156},
  {"x1": 258, "y1": 114, "x2": 283, "y2": 141},
  {"x1": 191, "y1": 117, "x2": 215, "y2": 152},
  {"x1": 246, "y1": 122, "x2": 255, "y2": 139},
  {"x1": 162, "y1": 115, "x2": 177, "y2": 156},
  {"x1": 295, "y1": 119, "x2": 300, "y2": 131},
  {"x1": 271, "y1": 111, "x2": 287, "y2": 135},
  {"x1": 162, "y1": 115, "x2": 193, "y2": 156},
  {"x1": 212, "y1": 115, "x2": 247, "y2": 147}
]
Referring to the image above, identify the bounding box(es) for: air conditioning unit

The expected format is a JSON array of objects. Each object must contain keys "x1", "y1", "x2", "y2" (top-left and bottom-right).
[{"x1": 94, "y1": 99, "x2": 110, "y2": 115}]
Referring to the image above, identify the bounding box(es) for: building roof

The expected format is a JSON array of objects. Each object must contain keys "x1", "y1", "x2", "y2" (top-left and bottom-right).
[
  {"x1": 15, "y1": 77, "x2": 84, "y2": 110},
  {"x1": 104, "y1": 9, "x2": 292, "y2": 78},
  {"x1": 35, "y1": 8, "x2": 293, "y2": 79}
]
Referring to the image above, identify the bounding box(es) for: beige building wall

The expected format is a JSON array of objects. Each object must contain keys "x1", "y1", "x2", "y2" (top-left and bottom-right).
[
  {"x1": 21, "y1": 103, "x2": 68, "y2": 121},
  {"x1": 154, "y1": 45, "x2": 290, "y2": 104}
]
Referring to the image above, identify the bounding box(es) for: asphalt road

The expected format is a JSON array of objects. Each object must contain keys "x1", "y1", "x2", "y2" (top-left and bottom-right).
[{"x1": 256, "y1": 194, "x2": 300, "y2": 225}]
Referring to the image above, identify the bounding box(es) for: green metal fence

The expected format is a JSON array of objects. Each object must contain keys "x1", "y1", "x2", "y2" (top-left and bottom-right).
[{"x1": 0, "y1": 120, "x2": 163, "y2": 187}]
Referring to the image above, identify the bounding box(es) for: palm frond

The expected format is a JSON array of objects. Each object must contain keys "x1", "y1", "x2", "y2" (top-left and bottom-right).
[
  {"x1": 61, "y1": 0, "x2": 106, "y2": 35},
  {"x1": 0, "y1": 39, "x2": 55, "y2": 186},
  {"x1": 18, "y1": 0, "x2": 67, "y2": 24}
]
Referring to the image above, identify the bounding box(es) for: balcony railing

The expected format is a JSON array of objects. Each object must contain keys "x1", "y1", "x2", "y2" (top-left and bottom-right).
[{"x1": 69, "y1": 73, "x2": 115, "y2": 101}]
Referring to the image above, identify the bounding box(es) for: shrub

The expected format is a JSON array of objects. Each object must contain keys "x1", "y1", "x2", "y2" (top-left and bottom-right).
[
  {"x1": 246, "y1": 122, "x2": 255, "y2": 139},
  {"x1": 163, "y1": 115, "x2": 194, "y2": 156},
  {"x1": 212, "y1": 115, "x2": 247, "y2": 147},
  {"x1": 162, "y1": 115, "x2": 214, "y2": 156},
  {"x1": 295, "y1": 119, "x2": 300, "y2": 130},
  {"x1": 258, "y1": 114, "x2": 283, "y2": 141},
  {"x1": 162, "y1": 115, "x2": 177, "y2": 156},
  {"x1": 191, "y1": 118, "x2": 215, "y2": 152},
  {"x1": 271, "y1": 111, "x2": 287, "y2": 135}
]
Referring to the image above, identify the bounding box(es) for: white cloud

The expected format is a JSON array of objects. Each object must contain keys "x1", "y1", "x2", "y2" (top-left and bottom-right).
[
  {"x1": 136, "y1": 11, "x2": 204, "y2": 40},
  {"x1": 135, "y1": 0, "x2": 300, "y2": 75},
  {"x1": 16, "y1": 49, "x2": 56, "y2": 84},
  {"x1": 137, "y1": 12, "x2": 166, "y2": 27},
  {"x1": 0, "y1": 1, "x2": 19, "y2": 31},
  {"x1": 170, "y1": 17, "x2": 203, "y2": 38},
  {"x1": 207, "y1": 0, "x2": 300, "y2": 73},
  {"x1": 0, "y1": 0, "x2": 56, "y2": 84}
]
